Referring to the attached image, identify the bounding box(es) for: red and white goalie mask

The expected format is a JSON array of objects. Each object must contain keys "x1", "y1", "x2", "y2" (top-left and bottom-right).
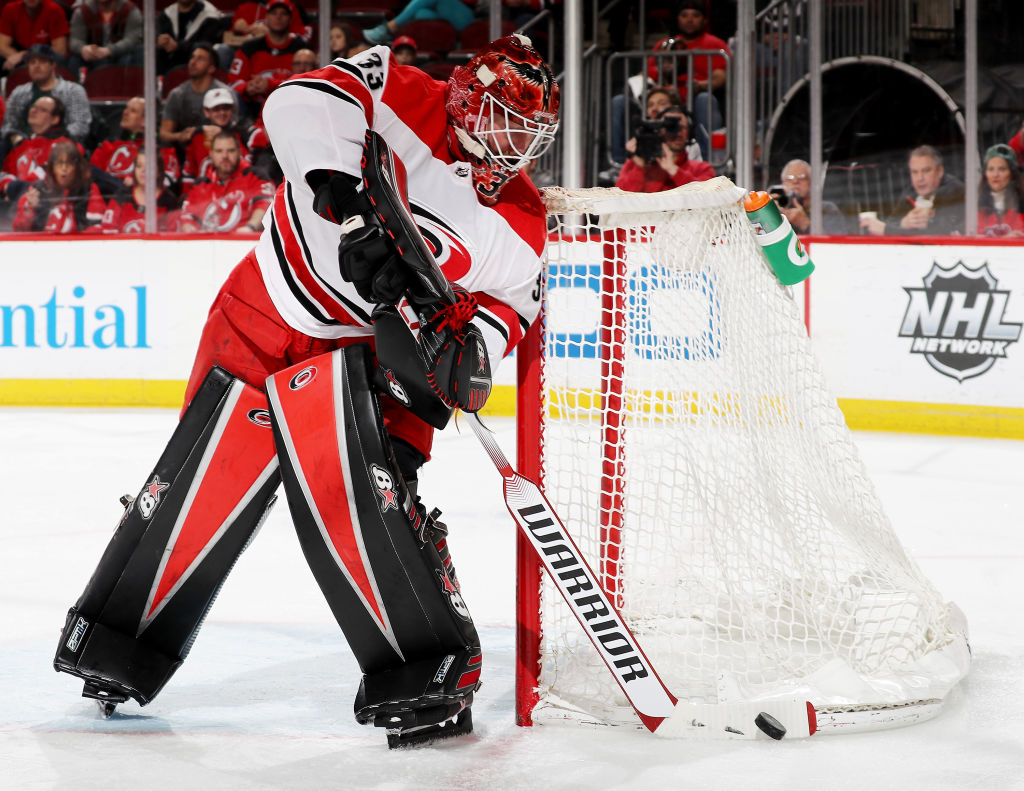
[{"x1": 445, "y1": 34, "x2": 560, "y2": 203}]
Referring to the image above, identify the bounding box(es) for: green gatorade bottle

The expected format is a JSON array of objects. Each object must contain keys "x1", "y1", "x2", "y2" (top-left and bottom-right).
[{"x1": 743, "y1": 190, "x2": 815, "y2": 286}]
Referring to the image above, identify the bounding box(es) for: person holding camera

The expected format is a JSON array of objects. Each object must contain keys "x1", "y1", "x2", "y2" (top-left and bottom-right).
[
  {"x1": 615, "y1": 104, "x2": 714, "y2": 193},
  {"x1": 774, "y1": 158, "x2": 850, "y2": 235}
]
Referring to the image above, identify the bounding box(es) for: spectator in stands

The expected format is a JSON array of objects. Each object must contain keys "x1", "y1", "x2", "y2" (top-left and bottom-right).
[
  {"x1": 615, "y1": 104, "x2": 713, "y2": 193},
  {"x1": 181, "y1": 86, "x2": 252, "y2": 190},
  {"x1": 646, "y1": 0, "x2": 729, "y2": 161},
  {"x1": 228, "y1": 0, "x2": 306, "y2": 116},
  {"x1": 12, "y1": 139, "x2": 105, "y2": 231},
  {"x1": 1, "y1": 44, "x2": 91, "y2": 159},
  {"x1": 330, "y1": 19, "x2": 359, "y2": 60},
  {"x1": 98, "y1": 149, "x2": 183, "y2": 232},
  {"x1": 290, "y1": 47, "x2": 317, "y2": 74},
  {"x1": 0, "y1": 0, "x2": 70, "y2": 73},
  {"x1": 977, "y1": 143, "x2": 1024, "y2": 237},
  {"x1": 160, "y1": 42, "x2": 237, "y2": 147},
  {"x1": 178, "y1": 130, "x2": 273, "y2": 232},
  {"x1": 68, "y1": 0, "x2": 144, "y2": 74},
  {"x1": 91, "y1": 95, "x2": 183, "y2": 194},
  {"x1": 775, "y1": 158, "x2": 850, "y2": 235},
  {"x1": 221, "y1": 0, "x2": 311, "y2": 70},
  {"x1": 860, "y1": 145, "x2": 964, "y2": 236},
  {"x1": 392, "y1": 36, "x2": 417, "y2": 67},
  {"x1": 0, "y1": 94, "x2": 74, "y2": 203},
  {"x1": 601, "y1": 86, "x2": 688, "y2": 185},
  {"x1": 156, "y1": 0, "x2": 227, "y2": 75},
  {"x1": 362, "y1": 0, "x2": 475, "y2": 46}
]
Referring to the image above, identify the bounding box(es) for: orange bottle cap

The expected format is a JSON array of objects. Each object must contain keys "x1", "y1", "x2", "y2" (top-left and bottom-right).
[{"x1": 743, "y1": 190, "x2": 771, "y2": 211}]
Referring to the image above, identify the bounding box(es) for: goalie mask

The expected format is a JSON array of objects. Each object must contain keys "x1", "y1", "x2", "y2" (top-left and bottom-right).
[{"x1": 445, "y1": 34, "x2": 560, "y2": 203}]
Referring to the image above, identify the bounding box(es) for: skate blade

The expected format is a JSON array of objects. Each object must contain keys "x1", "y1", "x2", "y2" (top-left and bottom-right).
[
  {"x1": 386, "y1": 708, "x2": 473, "y2": 749},
  {"x1": 82, "y1": 681, "x2": 128, "y2": 718}
]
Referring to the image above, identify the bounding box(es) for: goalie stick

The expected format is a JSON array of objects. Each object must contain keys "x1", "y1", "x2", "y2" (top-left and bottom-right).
[
  {"x1": 466, "y1": 413, "x2": 816, "y2": 740},
  {"x1": 358, "y1": 130, "x2": 816, "y2": 739}
]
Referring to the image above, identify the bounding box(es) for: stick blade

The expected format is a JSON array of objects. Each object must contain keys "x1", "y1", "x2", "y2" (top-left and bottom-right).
[{"x1": 653, "y1": 699, "x2": 816, "y2": 740}]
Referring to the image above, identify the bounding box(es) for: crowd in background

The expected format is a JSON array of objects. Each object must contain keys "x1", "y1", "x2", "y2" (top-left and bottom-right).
[
  {"x1": 1, "y1": 0, "x2": 1022, "y2": 235},
  {"x1": 0, "y1": 0, "x2": 565, "y2": 233}
]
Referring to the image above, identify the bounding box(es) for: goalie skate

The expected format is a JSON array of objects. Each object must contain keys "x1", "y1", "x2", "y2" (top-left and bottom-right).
[
  {"x1": 82, "y1": 680, "x2": 128, "y2": 718},
  {"x1": 386, "y1": 707, "x2": 474, "y2": 749}
]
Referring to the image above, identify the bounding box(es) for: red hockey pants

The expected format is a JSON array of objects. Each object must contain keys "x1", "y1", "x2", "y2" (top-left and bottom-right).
[{"x1": 182, "y1": 251, "x2": 435, "y2": 460}]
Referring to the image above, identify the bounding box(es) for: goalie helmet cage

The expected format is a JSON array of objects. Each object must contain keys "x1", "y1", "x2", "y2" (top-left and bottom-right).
[{"x1": 514, "y1": 178, "x2": 970, "y2": 734}]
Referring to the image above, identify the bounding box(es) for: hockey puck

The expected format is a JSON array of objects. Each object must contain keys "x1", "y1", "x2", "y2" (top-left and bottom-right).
[{"x1": 755, "y1": 712, "x2": 786, "y2": 740}]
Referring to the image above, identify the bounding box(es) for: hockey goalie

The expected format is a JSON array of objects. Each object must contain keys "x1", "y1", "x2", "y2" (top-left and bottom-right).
[{"x1": 52, "y1": 34, "x2": 559, "y2": 748}]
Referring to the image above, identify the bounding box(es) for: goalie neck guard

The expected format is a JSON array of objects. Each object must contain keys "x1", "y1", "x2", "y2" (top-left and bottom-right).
[{"x1": 445, "y1": 34, "x2": 560, "y2": 203}]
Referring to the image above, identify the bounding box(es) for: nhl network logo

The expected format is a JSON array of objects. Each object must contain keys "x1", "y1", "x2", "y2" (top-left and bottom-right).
[{"x1": 899, "y1": 261, "x2": 1021, "y2": 382}]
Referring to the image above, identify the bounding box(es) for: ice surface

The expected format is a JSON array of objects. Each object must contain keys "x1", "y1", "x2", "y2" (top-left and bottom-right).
[{"x1": 1, "y1": 408, "x2": 1022, "y2": 790}]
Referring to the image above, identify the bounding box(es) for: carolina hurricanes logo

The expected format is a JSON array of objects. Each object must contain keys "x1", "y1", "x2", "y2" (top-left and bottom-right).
[
  {"x1": 436, "y1": 568, "x2": 472, "y2": 620},
  {"x1": 108, "y1": 144, "x2": 137, "y2": 176},
  {"x1": 415, "y1": 216, "x2": 473, "y2": 281},
  {"x1": 370, "y1": 463, "x2": 399, "y2": 512},
  {"x1": 137, "y1": 476, "x2": 169, "y2": 519},
  {"x1": 288, "y1": 366, "x2": 316, "y2": 390},
  {"x1": 247, "y1": 408, "x2": 272, "y2": 427}
]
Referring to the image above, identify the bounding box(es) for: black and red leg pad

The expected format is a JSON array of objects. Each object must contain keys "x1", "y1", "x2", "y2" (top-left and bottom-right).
[
  {"x1": 265, "y1": 345, "x2": 480, "y2": 707},
  {"x1": 53, "y1": 367, "x2": 281, "y2": 705}
]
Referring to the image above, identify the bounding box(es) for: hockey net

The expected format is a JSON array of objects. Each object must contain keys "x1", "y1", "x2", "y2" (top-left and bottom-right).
[{"x1": 515, "y1": 178, "x2": 970, "y2": 733}]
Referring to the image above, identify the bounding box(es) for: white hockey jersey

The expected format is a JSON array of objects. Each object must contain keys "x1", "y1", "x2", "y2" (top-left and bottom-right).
[{"x1": 256, "y1": 46, "x2": 548, "y2": 373}]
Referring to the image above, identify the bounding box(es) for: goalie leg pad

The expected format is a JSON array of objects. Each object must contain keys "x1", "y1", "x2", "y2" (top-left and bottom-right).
[
  {"x1": 53, "y1": 367, "x2": 280, "y2": 705},
  {"x1": 266, "y1": 346, "x2": 481, "y2": 721}
]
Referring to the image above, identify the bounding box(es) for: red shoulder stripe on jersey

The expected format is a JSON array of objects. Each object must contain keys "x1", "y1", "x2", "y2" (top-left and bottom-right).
[
  {"x1": 271, "y1": 189, "x2": 344, "y2": 324},
  {"x1": 268, "y1": 207, "x2": 341, "y2": 327},
  {"x1": 281, "y1": 182, "x2": 372, "y2": 324}
]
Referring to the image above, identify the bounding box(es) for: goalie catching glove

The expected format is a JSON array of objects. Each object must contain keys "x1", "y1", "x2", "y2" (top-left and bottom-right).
[{"x1": 418, "y1": 287, "x2": 492, "y2": 413}]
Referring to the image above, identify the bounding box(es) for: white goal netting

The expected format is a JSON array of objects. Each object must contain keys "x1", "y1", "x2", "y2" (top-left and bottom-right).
[{"x1": 527, "y1": 179, "x2": 970, "y2": 729}]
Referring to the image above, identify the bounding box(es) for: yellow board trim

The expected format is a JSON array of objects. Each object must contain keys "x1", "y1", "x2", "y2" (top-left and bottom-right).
[
  {"x1": 0, "y1": 379, "x2": 521, "y2": 415},
  {"x1": 838, "y1": 398, "x2": 1024, "y2": 439},
  {"x1": 3, "y1": 381, "x2": 1022, "y2": 439},
  {"x1": 0, "y1": 379, "x2": 188, "y2": 408}
]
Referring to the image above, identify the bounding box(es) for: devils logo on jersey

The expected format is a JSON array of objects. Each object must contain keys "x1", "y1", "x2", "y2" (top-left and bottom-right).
[
  {"x1": 106, "y1": 144, "x2": 137, "y2": 177},
  {"x1": 201, "y1": 190, "x2": 246, "y2": 231},
  {"x1": 15, "y1": 151, "x2": 46, "y2": 182}
]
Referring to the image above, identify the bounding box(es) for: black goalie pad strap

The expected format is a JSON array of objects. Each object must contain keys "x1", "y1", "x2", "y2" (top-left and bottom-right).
[
  {"x1": 54, "y1": 368, "x2": 281, "y2": 705},
  {"x1": 360, "y1": 130, "x2": 456, "y2": 310},
  {"x1": 266, "y1": 346, "x2": 478, "y2": 676}
]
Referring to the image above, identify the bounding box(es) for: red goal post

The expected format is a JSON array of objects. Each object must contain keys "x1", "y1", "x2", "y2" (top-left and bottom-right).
[{"x1": 513, "y1": 179, "x2": 970, "y2": 734}]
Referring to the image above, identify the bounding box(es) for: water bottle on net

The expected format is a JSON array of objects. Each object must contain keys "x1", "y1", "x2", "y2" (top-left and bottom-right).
[{"x1": 743, "y1": 190, "x2": 815, "y2": 285}]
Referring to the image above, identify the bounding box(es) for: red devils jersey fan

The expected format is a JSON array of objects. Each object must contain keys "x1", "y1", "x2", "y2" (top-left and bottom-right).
[
  {"x1": 179, "y1": 130, "x2": 272, "y2": 231},
  {"x1": 90, "y1": 97, "x2": 182, "y2": 189},
  {"x1": 0, "y1": 94, "x2": 77, "y2": 200},
  {"x1": 52, "y1": 35, "x2": 558, "y2": 749},
  {"x1": 227, "y1": 0, "x2": 307, "y2": 112}
]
